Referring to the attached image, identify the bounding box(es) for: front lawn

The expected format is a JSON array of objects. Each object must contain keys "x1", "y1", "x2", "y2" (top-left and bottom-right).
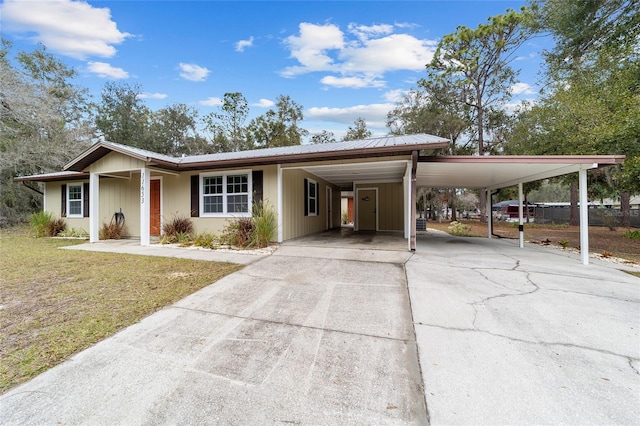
[{"x1": 0, "y1": 227, "x2": 241, "y2": 393}]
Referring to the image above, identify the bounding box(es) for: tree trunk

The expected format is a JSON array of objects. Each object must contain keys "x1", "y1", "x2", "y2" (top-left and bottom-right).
[
  {"x1": 479, "y1": 190, "x2": 487, "y2": 223},
  {"x1": 569, "y1": 181, "x2": 579, "y2": 226},
  {"x1": 620, "y1": 191, "x2": 631, "y2": 228}
]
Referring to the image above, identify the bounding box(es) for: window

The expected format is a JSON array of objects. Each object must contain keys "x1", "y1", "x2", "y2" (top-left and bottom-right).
[
  {"x1": 306, "y1": 178, "x2": 318, "y2": 216},
  {"x1": 67, "y1": 184, "x2": 83, "y2": 218},
  {"x1": 201, "y1": 172, "x2": 251, "y2": 216}
]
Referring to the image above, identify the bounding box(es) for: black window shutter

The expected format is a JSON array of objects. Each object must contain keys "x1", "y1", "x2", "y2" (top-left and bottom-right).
[
  {"x1": 303, "y1": 178, "x2": 308, "y2": 216},
  {"x1": 252, "y1": 170, "x2": 263, "y2": 205},
  {"x1": 83, "y1": 182, "x2": 90, "y2": 217},
  {"x1": 190, "y1": 175, "x2": 199, "y2": 217},
  {"x1": 61, "y1": 184, "x2": 67, "y2": 217},
  {"x1": 316, "y1": 182, "x2": 320, "y2": 214}
]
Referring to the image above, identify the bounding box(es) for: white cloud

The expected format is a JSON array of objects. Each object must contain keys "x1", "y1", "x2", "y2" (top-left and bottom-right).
[
  {"x1": 307, "y1": 103, "x2": 394, "y2": 129},
  {"x1": 138, "y1": 92, "x2": 168, "y2": 100},
  {"x1": 87, "y1": 62, "x2": 128, "y2": 79},
  {"x1": 199, "y1": 97, "x2": 223, "y2": 106},
  {"x1": 383, "y1": 89, "x2": 408, "y2": 103},
  {"x1": 281, "y1": 22, "x2": 345, "y2": 76},
  {"x1": 252, "y1": 98, "x2": 275, "y2": 108},
  {"x1": 281, "y1": 21, "x2": 437, "y2": 89},
  {"x1": 348, "y1": 23, "x2": 393, "y2": 41},
  {"x1": 503, "y1": 99, "x2": 536, "y2": 115},
  {"x1": 235, "y1": 36, "x2": 254, "y2": 52},
  {"x1": 320, "y1": 75, "x2": 385, "y2": 89},
  {"x1": 512, "y1": 82, "x2": 535, "y2": 95},
  {"x1": 178, "y1": 63, "x2": 211, "y2": 82},
  {"x1": 0, "y1": 0, "x2": 130, "y2": 59}
]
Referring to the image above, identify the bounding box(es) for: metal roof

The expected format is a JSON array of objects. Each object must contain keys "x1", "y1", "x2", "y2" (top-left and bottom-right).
[
  {"x1": 416, "y1": 155, "x2": 625, "y2": 190},
  {"x1": 14, "y1": 171, "x2": 88, "y2": 182},
  {"x1": 63, "y1": 134, "x2": 450, "y2": 172}
]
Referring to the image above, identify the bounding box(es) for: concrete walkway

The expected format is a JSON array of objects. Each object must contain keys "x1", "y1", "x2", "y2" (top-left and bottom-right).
[{"x1": 1, "y1": 232, "x2": 638, "y2": 424}]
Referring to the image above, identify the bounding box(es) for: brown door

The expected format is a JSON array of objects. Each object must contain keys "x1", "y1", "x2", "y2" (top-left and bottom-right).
[
  {"x1": 150, "y1": 179, "x2": 161, "y2": 236},
  {"x1": 357, "y1": 189, "x2": 377, "y2": 231}
]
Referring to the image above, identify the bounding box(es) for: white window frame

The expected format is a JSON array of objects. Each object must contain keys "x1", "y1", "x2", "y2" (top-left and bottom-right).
[
  {"x1": 307, "y1": 178, "x2": 318, "y2": 216},
  {"x1": 67, "y1": 183, "x2": 83, "y2": 218},
  {"x1": 200, "y1": 170, "x2": 252, "y2": 217}
]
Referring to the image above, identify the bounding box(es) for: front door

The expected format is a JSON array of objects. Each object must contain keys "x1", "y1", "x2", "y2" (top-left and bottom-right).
[
  {"x1": 150, "y1": 179, "x2": 161, "y2": 236},
  {"x1": 357, "y1": 189, "x2": 377, "y2": 231}
]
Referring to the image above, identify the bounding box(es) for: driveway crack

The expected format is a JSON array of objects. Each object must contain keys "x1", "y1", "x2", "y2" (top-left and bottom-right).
[{"x1": 415, "y1": 322, "x2": 640, "y2": 366}]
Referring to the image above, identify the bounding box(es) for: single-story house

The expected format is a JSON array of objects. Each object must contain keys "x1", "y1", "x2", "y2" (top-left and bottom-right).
[{"x1": 16, "y1": 134, "x2": 624, "y2": 264}]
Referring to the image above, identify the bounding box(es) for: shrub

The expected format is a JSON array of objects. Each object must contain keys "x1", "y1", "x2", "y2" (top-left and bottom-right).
[
  {"x1": 448, "y1": 221, "x2": 471, "y2": 236},
  {"x1": 600, "y1": 210, "x2": 618, "y2": 231},
  {"x1": 558, "y1": 239, "x2": 570, "y2": 249},
  {"x1": 100, "y1": 222, "x2": 127, "y2": 240},
  {"x1": 163, "y1": 214, "x2": 194, "y2": 239},
  {"x1": 57, "y1": 228, "x2": 89, "y2": 238},
  {"x1": 176, "y1": 232, "x2": 193, "y2": 247},
  {"x1": 45, "y1": 218, "x2": 66, "y2": 237},
  {"x1": 625, "y1": 230, "x2": 640, "y2": 240},
  {"x1": 193, "y1": 231, "x2": 218, "y2": 248},
  {"x1": 29, "y1": 211, "x2": 53, "y2": 238},
  {"x1": 221, "y1": 217, "x2": 254, "y2": 248},
  {"x1": 250, "y1": 200, "x2": 277, "y2": 248}
]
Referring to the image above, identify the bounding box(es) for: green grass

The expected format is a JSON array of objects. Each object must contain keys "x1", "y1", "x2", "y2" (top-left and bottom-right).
[{"x1": 0, "y1": 227, "x2": 241, "y2": 393}]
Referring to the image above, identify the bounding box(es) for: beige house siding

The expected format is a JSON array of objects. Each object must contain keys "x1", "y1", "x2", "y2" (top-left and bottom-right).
[
  {"x1": 99, "y1": 175, "x2": 141, "y2": 237},
  {"x1": 89, "y1": 152, "x2": 147, "y2": 174},
  {"x1": 162, "y1": 165, "x2": 280, "y2": 236},
  {"x1": 281, "y1": 169, "x2": 338, "y2": 241},
  {"x1": 355, "y1": 182, "x2": 404, "y2": 231},
  {"x1": 44, "y1": 181, "x2": 90, "y2": 231}
]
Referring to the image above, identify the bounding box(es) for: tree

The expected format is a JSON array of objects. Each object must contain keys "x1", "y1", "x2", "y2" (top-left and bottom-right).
[
  {"x1": 510, "y1": 0, "x2": 640, "y2": 226},
  {"x1": 202, "y1": 92, "x2": 249, "y2": 152},
  {"x1": 310, "y1": 130, "x2": 336, "y2": 144},
  {"x1": 0, "y1": 40, "x2": 93, "y2": 225},
  {"x1": 342, "y1": 117, "x2": 372, "y2": 141},
  {"x1": 95, "y1": 82, "x2": 150, "y2": 148},
  {"x1": 147, "y1": 103, "x2": 204, "y2": 155},
  {"x1": 246, "y1": 95, "x2": 308, "y2": 148},
  {"x1": 425, "y1": 8, "x2": 534, "y2": 221}
]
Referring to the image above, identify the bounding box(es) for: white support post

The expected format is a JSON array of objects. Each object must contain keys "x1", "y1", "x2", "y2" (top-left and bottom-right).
[
  {"x1": 140, "y1": 168, "x2": 150, "y2": 246},
  {"x1": 89, "y1": 173, "x2": 100, "y2": 243},
  {"x1": 579, "y1": 169, "x2": 589, "y2": 265},
  {"x1": 487, "y1": 189, "x2": 492, "y2": 239},
  {"x1": 518, "y1": 182, "x2": 524, "y2": 248},
  {"x1": 277, "y1": 164, "x2": 283, "y2": 243}
]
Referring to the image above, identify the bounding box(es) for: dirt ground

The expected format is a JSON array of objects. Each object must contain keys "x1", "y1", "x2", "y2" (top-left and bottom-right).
[{"x1": 426, "y1": 220, "x2": 640, "y2": 265}]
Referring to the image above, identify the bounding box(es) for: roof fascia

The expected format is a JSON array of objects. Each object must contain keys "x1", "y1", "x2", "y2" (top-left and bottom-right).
[
  {"x1": 485, "y1": 163, "x2": 598, "y2": 191},
  {"x1": 419, "y1": 155, "x2": 625, "y2": 165}
]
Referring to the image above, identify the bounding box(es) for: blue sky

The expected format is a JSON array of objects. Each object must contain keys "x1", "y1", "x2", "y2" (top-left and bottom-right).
[{"x1": 1, "y1": 0, "x2": 546, "y2": 140}]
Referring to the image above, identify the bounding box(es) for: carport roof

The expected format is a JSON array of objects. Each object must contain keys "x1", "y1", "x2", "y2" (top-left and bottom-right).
[{"x1": 416, "y1": 155, "x2": 625, "y2": 190}]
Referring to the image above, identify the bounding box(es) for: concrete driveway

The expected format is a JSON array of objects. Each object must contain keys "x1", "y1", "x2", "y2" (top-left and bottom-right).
[
  {"x1": 1, "y1": 231, "x2": 638, "y2": 424},
  {"x1": 408, "y1": 232, "x2": 640, "y2": 425}
]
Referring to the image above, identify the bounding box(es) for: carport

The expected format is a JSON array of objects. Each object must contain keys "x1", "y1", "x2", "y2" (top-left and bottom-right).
[
  {"x1": 416, "y1": 155, "x2": 626, "y2": 265},
  {"x1": 294, "y1": 153, "x2": 625, "y2": 264}
]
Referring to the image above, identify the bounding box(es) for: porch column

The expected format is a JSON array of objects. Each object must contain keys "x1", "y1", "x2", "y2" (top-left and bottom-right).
[
  {"x1": 89, "y1": 172, "x2": 100, "y2": 243},
  {"x1": 518, "y1": 182, "x2": 524, "y2": 248},
  {"x1": 410, "y1": 151, "x2": 417, "y2": 251},
  {"x1": 579, "y1": 168, "x2": 589, "y2": 265},
  {"x1": 140, "y1": 167, "x2": 150, "y2": 246},
  {"x1": 277, "y1": 164, "x2": 283, "y2": 243}
]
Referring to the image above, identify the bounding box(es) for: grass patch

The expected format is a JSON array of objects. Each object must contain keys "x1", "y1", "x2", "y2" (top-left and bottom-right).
[{"x1": 0, "y1": 227, "x2": 241, "y2": 394}]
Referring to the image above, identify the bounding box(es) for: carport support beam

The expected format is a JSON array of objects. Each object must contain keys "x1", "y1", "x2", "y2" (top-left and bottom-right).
[
  {"x1": 518, "y1": 182, "x2": 524, "y2": 248},
  {"x1": 579, "y1": 168, "x2": 589, "y2": 265},
  {"x1": 487, "y1": 189, "x2": 492, "y2": 239},
  {"x1": 410, "y1": 151, "x2": 417, "y2": 251}
]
